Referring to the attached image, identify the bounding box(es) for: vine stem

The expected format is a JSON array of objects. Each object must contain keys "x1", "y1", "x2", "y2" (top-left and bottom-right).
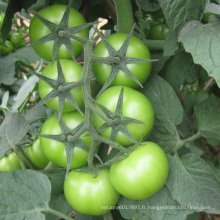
[
  {"x1": 113, "y1": 0, "x2": 133, "y2": 33},
  {"x1": 44, "y1": 208, "x2": 74, "y2": 220},
  {"x1": 175, "y1": 131, "x2": 201, "y2": 150}
]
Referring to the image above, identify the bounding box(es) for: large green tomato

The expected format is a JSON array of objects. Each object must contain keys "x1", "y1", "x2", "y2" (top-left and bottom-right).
[
  {"x1": 110, "y1": 142, "x2": 169, "y2": 200},
  {"x1": 93, "y1": 33, "x2": 152, "y2": 89},
  {"x1": 93, "y1": 86, "x2": 154, "y2": 146},
  {"x1": 38, "y1": 59, "x2": 84, "y2": 112},
  {"x1": 26, "y1": 138, "x2": 49, "y2": 169},
  {"x1": 64, "y1": 169, "x2": 120, "y2": 215},
  {"x1": 40, "y1": 111, "x2": 98, "y2": 168},
  {"x1": 29, "y1": 4, "x2": 89, "y2": 61},
  {"x1": 0, "y1": 152, "x2": 23, "y2": 172}
]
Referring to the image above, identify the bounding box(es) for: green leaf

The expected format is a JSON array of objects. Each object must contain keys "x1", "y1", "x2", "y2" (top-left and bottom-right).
[
  {"x1": 166, "y1": 154, "x2": 220, "y2": 213},
  {"x1": 137, "y1": 0, "x2": 160, "y2": 12},
  {"x1": 179, "y1": 20, "x2": 220, "y2": 87},
  {"x1": 150, "y1": 50, "x2": 170, "y2": 75},
  {"x1": 13, "y1": 46, "x2": 41, "y2": 64},
  {"x1": 195, "y1": 98, "x2": 220, "y2": 140},
  {"x1": 25, "y1": 105, "x2": 48, "y2": 124},
  {"x1": 0, "y1": 54, "x2": 16, "y2": 85},
  {"x1": 46, "y1": 194, "x2": 72, "y2": 220},
  {"x1": 0, "y1": 169, "x2": 51, "y2": 219},
  {"x1": 163, "y1": 32, "x2": 178, "y2": 57},
  {"x1": 159, "y1": 0, "x2": 206, "y2": 38},
  {"x1": 160, "y1": 51, "x2": 201, "y2": 92},
  {"x1": 118, "y1": 187, "x2": 193, "y2": 220},
  {"x1": 141, "y1": 74, "x2": 183, "y2": 152},
  {"x1": 12, "y1": 75, "x2": 39, "y2": 111},
  {"x1": 0, "y1": 113, "x2": 29, "y2": 158}
]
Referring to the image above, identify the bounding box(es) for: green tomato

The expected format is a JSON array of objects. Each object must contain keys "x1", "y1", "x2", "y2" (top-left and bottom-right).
[
  {"x1": 148, "y1": 19, "x2": 169, "y2": 40},
  {"x1": 93, "y1": 86, "x2": 154, "y2": 146},
  {"x1": 64, "y1": 169, "x2": 120, "y2": 215},
  {"x1": 0, "y1": 40, "x2": 13, "y2": 55},
  {"x1": 38, "y1": 59, "x2": 84, "y2": 112},
  {"x1": 110, "y1": 142, "x2": 169, "y2": 200},
  {"x1": 40, "y1": 111, "x2": 98, "y2": 169},
  {"x1": 10, "y1": 33, "x2": 22, "y2": 46},
  {"x1": 29, "y1": 4, "x2": 89, "y2": 61},
  {"x1": 0, "y1": 152, "x2": 23, "y2": 172},
  {"x1": 26, "y1": 138, "x2": 49, "y2": 169},
  {"x1": 93, "y1": 33, "x2": 152, "y2": 89}
]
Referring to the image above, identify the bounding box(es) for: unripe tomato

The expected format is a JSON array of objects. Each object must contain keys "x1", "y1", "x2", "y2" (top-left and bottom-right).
[
  {"x1": 0, "y1": 152, "x2": 23, "y2": 172},
  {"x1": 110, "y1": 142, "x2": 169, "y2": 200},
  {"x1": 26, "y1": 138, "x2": 49, "y2": 169},
  {"x1": 93, "y1": 33, "x2": 152, "y2": 89},
  {"x1": 40, "y1": 111, "x2": 99, "y2": 169},
  {"x1": 10, "y1": 33, "x2": 22, "y2": 46},
  {"x1": 0, "y1": 40, "x2": 13, "y2": 55},
  {"x1": 38, "y1": 59, "x2": 84, "y2": 112},
  {"x1": 64, "y1": 169, "x2": 120, "y2": 215},
  {"x1": 29, "y1": 4, "x2": 89, "y2": 61},
  {"x1": 93, "y1": 86, "x2": 154, "y2": 146}
]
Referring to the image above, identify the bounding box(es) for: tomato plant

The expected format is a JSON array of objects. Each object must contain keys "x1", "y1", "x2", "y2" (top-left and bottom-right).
[
  {"x1": 93, "y1": 86, "x2": 154, "y2": 146},
  {"x1": 93, "y1": 33, "x2": 152, "y2": 89},
  {"x1": 110, "y1": 142, "x2": 169, "y2": 200},
  {"x1": 25, "y1": 138, "x2": 49, "y2": 169},
  {"x1": 40, "y1": 111, "x2": 98, "y2": 169},
  {"x1": 29, "y1": 4, "x2": 89, "y2": 61},
  {"x1": 64, "y1": 169, "x2": 120, "y2": 215},
  {"x1": 0, "y1": 152, "x2": 23, "y2": 172},
  {"x1": 38, "y1": 59, "x2": 84, "y2": 112},
  {"x1": 0, "y1": 1, "x2": 220, "y2": 220}
]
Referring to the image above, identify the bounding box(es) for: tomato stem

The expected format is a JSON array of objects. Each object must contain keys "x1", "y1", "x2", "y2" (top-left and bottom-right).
[
  {"x1": 44, "y1": 208, "x2": 74, "y2": 220},
  {"x1": 113, "y1": 0, "x2": 133, "y2": 33},
  {"x1": 175, "y1": 131, "x2": 201, "y2": 150}
]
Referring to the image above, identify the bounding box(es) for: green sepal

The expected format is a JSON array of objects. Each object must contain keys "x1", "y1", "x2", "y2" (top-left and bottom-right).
[
  {"x1": 95, "y1": 27, "x2": 157, "y2": 94},
  {"x1": 30, "y1": 58, "x2": 83, "y2": 118}
]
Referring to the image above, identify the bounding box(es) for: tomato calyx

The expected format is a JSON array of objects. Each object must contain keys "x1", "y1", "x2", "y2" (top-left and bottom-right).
[
  {"x1": 95, "y1": 27, "x2": 155, "y2": 96},
  {"x1": 39, "y1": 113, "x2": 101, "y2": 175},
  {"x1": 92, "y1": 87, "x2": 145, "y2": 144},
  {"x1": 31, "y1": 58, "x2": 83, "y2": 120},
  {"x1": 30, "y1": 3, "x2": 94, "y2": 63}
]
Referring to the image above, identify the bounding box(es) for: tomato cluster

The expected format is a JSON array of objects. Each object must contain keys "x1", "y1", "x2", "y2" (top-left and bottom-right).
[
  {"x1": 0, "y1": 13, "x2": 23, "y2": 56},
  {"x1": 146, "y1": 9, "x2": 169, "y2": 40},
  {"x1": 0, "y1": 4, "x2": 169, "y2": 216}
]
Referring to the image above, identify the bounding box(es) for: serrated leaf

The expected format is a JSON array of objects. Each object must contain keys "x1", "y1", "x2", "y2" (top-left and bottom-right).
[
  {"x1": 141, "y1": 74, "x2": 183, "y2": 152},
  {"x1": 118, "y1": 187, "x2": 193, "y2": 220},
  {"x1": 12, "y1": 75, "x2": 39, "y2": 111},
  {"x1": 166, "y1": 154, "x2": 220, "y2": 213},
  {"x1": 0, "y1": 54, "x2": 16, "y2": 85},
  {"x1": 159, "y1": 0, "x2": 206, "y2": 38},
  {"x1": 194, "y1": 98, "x2": 220, "y2": 140},
  {"x1": 0, "y1": 113, "x2": 29, "y2": 159},
  {"x1": 0, "y1": 169, "x2": 51, "y2": 220},
  {"x1": 26, "y1": 105, "x2": 48, "y2": 124},
  {"x1": 160, "y1": 51, "x2": 201, "y2": 92},
  {"x1": 163, "y1": 31, "x2": 178, "y2": 57},
  {"x1": 13, "y1": 46, "x2": 41, "y2": 64},
  {"x1": 137, "y1": 0, "x2": 160, "y2": 12},
  {"x1": 179, "y1": 20, "x2": 220, "y2": 87}
]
